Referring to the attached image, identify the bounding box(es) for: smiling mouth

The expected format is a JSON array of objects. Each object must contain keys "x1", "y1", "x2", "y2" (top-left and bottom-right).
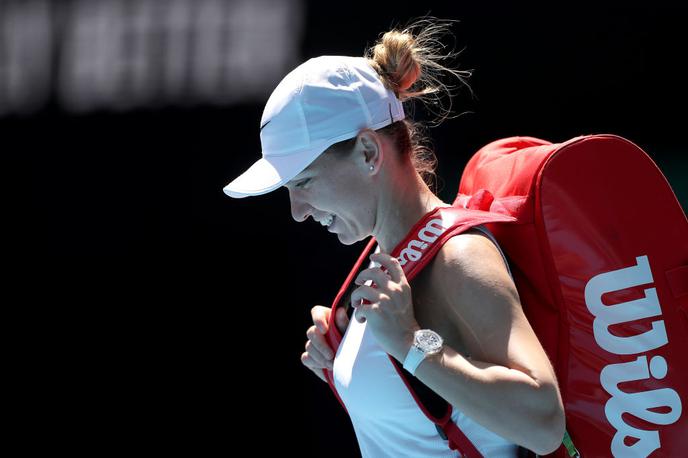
[{"x1": 320, "y1": 214, "x2": 335, "y2": 227}]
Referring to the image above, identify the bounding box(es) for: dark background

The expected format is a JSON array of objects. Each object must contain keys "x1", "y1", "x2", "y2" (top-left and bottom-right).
[{"x1": 17, "y1": 2, "x2": 687, "y2": 455}]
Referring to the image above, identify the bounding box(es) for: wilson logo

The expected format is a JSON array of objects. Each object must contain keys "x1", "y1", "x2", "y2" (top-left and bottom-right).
[
  {"x1": 585, "y1": 255, "x2": 683, "y2": 457},
  {"x1": 398, "y1": 218, "x2": 447, "y2": 267}
]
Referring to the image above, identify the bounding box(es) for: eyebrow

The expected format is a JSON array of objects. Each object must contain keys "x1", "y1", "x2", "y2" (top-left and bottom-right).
[{"x1": 285, "y1": 170, "x2": 313, "y2": 186}]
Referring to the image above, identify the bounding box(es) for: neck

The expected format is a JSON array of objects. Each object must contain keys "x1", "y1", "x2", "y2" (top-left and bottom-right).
[{"x1": 372, "y1": 168, "x2": 449, "y2": 254}]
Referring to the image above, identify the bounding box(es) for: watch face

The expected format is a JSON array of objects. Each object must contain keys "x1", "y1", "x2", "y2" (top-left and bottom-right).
[{"x1": 415, "y1": 329, "x2": 443, "y2": 353}]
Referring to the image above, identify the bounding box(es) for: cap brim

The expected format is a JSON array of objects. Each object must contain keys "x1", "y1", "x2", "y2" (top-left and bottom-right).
[{"x1": 223, "y1": 146, "x2": 325, "y2": 198}]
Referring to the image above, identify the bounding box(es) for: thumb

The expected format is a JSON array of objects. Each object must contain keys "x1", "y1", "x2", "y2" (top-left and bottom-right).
[{"x1": 336, "y1": 307, "x2": 349, "y2": 332}]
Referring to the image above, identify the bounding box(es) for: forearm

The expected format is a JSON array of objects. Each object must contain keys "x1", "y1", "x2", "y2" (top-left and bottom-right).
[{"x1": 394, "y1": 342, "x2": 564, "y2": 455}]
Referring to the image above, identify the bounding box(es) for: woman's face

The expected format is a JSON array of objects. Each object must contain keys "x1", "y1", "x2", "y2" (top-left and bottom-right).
[{"x1": 283, "y1": 136, "x2": 379, "y2": 245}]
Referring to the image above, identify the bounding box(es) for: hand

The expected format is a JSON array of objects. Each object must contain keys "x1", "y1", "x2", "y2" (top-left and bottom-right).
[
  {"x1": 301, "y1": 305, "x2": 350, "y2": 383},
  {"x1": 351, "y1": 252, "x2": 420, "y2": 361}
]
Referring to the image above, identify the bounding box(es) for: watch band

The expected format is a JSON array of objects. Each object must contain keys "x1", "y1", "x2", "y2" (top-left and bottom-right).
[
  {"x1": 403, "y1": 329, "x2": 444, "y2": 376},
  {"x1": 403, "y1": 344, "x2": 426, "y2": 376}
]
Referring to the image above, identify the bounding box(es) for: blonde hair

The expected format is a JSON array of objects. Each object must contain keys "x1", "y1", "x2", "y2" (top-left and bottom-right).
[{"x1": 332, "y1": 15, "x2": 474, "y2": 195}]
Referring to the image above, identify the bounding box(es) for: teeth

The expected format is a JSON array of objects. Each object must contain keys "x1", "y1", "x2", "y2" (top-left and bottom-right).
[{"x1": 321, "y1": 214, "x2": 334, "y2": 226}]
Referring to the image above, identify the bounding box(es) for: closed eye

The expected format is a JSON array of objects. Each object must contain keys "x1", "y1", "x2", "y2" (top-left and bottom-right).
[{"x1": 296, "y1": 178, "x2": 310, "y2": 188}]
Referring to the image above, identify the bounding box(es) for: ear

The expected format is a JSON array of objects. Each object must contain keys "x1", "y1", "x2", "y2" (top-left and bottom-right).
[{"x1": 356, "y1": 129, "x2": 384, "y2": 173}]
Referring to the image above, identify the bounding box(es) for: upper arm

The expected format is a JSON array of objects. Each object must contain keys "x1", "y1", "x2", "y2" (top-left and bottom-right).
[{"x1": 431, "y1": 232, "x2": 557, "y2": 387}]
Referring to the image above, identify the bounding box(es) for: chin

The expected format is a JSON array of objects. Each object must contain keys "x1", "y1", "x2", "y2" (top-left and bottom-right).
[
  {"x1": 336, "y1": 233, "x2": 355, "y2": 245},
  {"x1": 337, "y1": 232, "x2": 367, "y2": 246}
]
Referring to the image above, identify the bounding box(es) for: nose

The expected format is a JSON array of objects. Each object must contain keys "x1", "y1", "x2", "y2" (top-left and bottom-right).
[{"x1": 288, "y1": 190, "x2": 312, "y2": 223}]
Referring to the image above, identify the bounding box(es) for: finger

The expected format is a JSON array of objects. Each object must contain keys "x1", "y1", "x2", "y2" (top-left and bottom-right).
[
  {"x1": 306, "y1": 325, "x2": 335, "y2": 360},
  {"x1": 308, "y1": 364, "x2": 328, "y2": 383},
  {"x1": 336, "y1": 306, "x2": 350, "y2": 334},
  {"x1": 301, "y1": 351, "x2": 332, "y2": 379},
  {"x1": 370, "y1": 252, "x2": 403, "y2": 283},
  {"x1": 311, "y1": 305, "x2": 331, "y2": 333},
  {"x1": 354, "y1": 267, "x2": 391, "y2": 289},
  {"x1": 350, "y1": 284, "x2": 382, "y2": 308},
  {"x1": 305, "y1": 340, "x2": 334, "y2": 369},
  {"x1": 312, "y1": 366, "x2": 328, "y2": 383},
  {"x1": 354, "y1": 306, "x2": 366, "y2": 324}
]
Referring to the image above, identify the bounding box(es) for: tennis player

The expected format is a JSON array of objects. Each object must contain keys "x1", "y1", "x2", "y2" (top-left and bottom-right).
[{"x1": 223, "y1": 17, "x2": 565, "y2": 458}]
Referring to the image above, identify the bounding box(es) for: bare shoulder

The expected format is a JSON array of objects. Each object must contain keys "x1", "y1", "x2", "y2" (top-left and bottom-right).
[
  {"x1": 425, "y1": 229, "x2": 553, "y2": 379},
  {"x1": 433, "y1": 228, "x2": 514, "y2": 286},
  {"x1": 425, "y1": 228, "x2": 521, "y2": 337}
]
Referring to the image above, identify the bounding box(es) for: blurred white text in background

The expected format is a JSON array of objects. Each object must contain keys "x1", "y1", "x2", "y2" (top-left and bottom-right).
[{"x1": 0, "y1": 0, "x2": 304, "y2": 116}]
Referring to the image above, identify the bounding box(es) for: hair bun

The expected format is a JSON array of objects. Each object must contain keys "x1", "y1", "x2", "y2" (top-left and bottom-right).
[
  {"x1": 368, "y1": 30, "x2": 421, "y2": 98},
  {"x1": 364, "y1": 16, "x2": 474, "y2": 125}
]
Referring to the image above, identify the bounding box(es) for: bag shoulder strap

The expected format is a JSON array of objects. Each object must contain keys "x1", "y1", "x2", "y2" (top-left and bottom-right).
[{"x1": 324, "y1": 204, "x2": 517, "y2": 458}]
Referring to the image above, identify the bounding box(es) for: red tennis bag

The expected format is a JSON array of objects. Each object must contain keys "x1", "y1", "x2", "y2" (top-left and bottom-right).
[{"x1": 323, "y1": 134, "x2": 688, "y2": 457}]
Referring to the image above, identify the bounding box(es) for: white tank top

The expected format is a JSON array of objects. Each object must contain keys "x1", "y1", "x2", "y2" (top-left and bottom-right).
[{"x1": 333, "y1": 225, "x2": 520, "y2": 457}]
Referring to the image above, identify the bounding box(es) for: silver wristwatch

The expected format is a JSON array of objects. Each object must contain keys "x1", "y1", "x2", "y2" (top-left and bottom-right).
[{"x1": 403, "y1": 329, "x2": 444, "y2": 376}]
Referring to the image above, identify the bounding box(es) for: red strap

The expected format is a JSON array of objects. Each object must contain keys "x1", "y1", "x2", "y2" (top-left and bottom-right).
[
  {"x1": 388, "y1": 353, "x2": 485, "y2": 458},
  {"x1": 442, "y1": 416, "x2": 485, "y2": 458},
  {"x1": 322, "y1": 236, "x2": 379, "y2": 413},
  {"x1": 323, "y1": 204, "x2": 517, "y2": 456},
  {"x1": 324, "y1": 236, "x2": 378, "y2": 351}
]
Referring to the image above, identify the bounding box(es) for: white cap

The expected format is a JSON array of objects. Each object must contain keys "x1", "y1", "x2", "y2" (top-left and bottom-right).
[{"x1": 223, "y1": 55, "x2": 405, "y2": 198}]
